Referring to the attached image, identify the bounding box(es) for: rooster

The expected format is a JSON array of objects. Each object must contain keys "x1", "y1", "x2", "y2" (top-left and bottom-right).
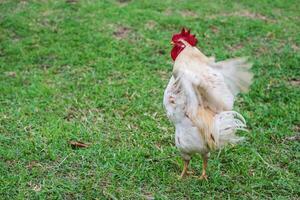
[{"x1": 163, "y1": 28, "x2": 253, "y2": 180}]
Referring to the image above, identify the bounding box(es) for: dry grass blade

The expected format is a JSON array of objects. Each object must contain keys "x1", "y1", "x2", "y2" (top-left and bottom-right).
[{"x1": 69, "y1": 141, "x2": 90, "y2": 148}]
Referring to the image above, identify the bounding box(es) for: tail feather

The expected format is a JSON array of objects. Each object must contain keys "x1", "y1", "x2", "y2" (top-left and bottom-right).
[
  {"x1": 195, "y1": 109, "x2": 248, "y2": 150},
  {"x1": 212, "y1": 111, "x2": 247, "y2": 149}
]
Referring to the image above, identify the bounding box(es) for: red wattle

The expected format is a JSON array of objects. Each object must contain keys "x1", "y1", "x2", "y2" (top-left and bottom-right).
[{"x1": 171, "y1": 44, "x2": 185, "y2": 61}]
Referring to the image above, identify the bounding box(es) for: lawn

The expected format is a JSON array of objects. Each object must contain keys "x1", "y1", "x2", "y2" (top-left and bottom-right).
[{"x1": 0, "y1": 0, "x2": 299, "y2": 199}]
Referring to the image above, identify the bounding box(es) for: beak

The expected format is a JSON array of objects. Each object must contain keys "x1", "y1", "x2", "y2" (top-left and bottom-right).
[{"x1": 170, "y1": 41, "x2": 175, "y2": 45}]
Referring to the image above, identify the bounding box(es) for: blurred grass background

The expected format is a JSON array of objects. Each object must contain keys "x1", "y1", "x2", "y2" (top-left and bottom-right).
[{"x1": 0, "y1": 0, "x2": 299, "y2": 199}]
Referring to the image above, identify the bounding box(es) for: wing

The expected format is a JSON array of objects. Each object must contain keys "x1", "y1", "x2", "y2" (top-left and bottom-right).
[
  {"x1": 163, "y1": 76, "x2": 175, "y2": 120},
  {"x1": 209, "y1": 57, "x2": 253, "y2": 96},
  {"x1": 176, "y1": 65, "x2": 235, "y2": 116},
  {"x1": 163, "y1": 76, "x2": 187, "y2": 123}
]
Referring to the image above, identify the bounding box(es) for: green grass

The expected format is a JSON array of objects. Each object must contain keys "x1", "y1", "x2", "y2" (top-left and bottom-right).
[{"x1": 0, "y1": 0, "x2": 299, "y2": 199}]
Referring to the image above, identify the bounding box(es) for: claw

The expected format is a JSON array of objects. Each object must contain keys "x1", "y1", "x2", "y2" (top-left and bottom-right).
[
  {"x1": 199, "y1": 174, "x2": 208, "y2": 181},
  {"x1": 179, "y1": 160, "x2": 191, "y2": 179},
  {"x1": 186, "y1": 171, "x2": 194, "y2": 175},
  {"x1": 178, "y1": 171, "x2": 193, "y2": 180}
]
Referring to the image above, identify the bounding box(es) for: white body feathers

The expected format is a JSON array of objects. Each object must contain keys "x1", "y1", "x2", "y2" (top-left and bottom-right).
[{"x1": 164, "y1": 41, "x2": 253, "y2": 159}]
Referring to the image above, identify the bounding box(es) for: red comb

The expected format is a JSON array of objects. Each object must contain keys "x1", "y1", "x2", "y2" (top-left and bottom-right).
[{"x1": 172, "y1": 28, "x2": 198, "y2": 46}]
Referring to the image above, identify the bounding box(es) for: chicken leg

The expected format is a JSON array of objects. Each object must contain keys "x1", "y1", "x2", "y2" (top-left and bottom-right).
[
  {"x1": 199, "y1": 155, "x2": 208, "y2": 180},
  {"x1": 180, "y1": 159, "x2": 190, "y2": 178}
]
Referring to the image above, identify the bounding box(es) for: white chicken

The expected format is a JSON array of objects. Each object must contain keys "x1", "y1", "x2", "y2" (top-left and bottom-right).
[{"x1": 163, "y1": 28, "x2": 253, "y2": 180}]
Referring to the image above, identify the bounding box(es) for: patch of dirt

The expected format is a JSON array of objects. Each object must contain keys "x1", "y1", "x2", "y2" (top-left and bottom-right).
[
  {"x1": 266, "y1": 32, "x2": 275, "y2": 39},
  {"x1": 36, "y1": 54, "x2": 56, "y2": 69},
  {"x1": 0, "y1": 48, "x2": 4, "y2": 57},
  {"x1": 156, "y1": 70, "x2": 169, "y2": 80},
  {"x1": 28, "y1": 181, "x2": 42, "y2": 192},
  {"x1": 210, "y1": 25, "x2": 219, "y2": 33},
  {"x1": 294, "y1": 124, "x2": 300, "y2": 132},
  {"x1": 66, "y1": 0, "x2": 78, "y2": 3},
  {"x1": 108, "y1": 73, "x2": 127, "y2": 85},
  {"x1": 145, "y1": 20, "x2": 157, "y2": 30},
  {"x1": 289, "y1": 78, "x2": 300, "y2": 87},
  {"x1": 64, "y1": 107, "x2": 104, "y2": 123},
  {"x1": 116, "y1": 0, "x2": 131, "y2": 7},
  {"x1": 64, "y1": 109, "x2": 76, "y2": 121},
  {"x1": 286, "y1": 134, "x2": 300, "y2": 142},
  {"x1": 233, "y1": 10, "x2": 268, "y2": 20},
  {"x1": 24, "y1": 125, "x2": 33, "y2": 132},
  {"x1": 155, "y1": 143, "x2": 162, "y2": 150},
  {"x1": 11, "y1": 31, "x2": 21, "y2": 42},
  {"x1": 158, "y1": 49, "x2": 165, "y2": 55},
  {"x1": 117, "y1": 0, "x2": 131, "y2": 2},
  {"x1": 256, "y1": 46, "x2": 268, "y2": 56},
  {"x1": 248, "y1": 168, "x2": 255, "y2": 176},
  {"x1": 5, "y1": 159, "x2": 17, "y2": 166},
  {"x1": 164, "y1": 8, "x2": 173, "y2": 16},
  {"x1": 126, "y1": 123, "x2": 139, "y2": 130},
  {"x1": 113, "y1": 26, "x2": 131, "y2": 39},
  {"x1": 145, "y1": 194, "x2": 155, "y2": 200},
  {"x1": 26, "y1": 161, "x2": 42, "y2": 169},
  {"x1": 292, "y1": 44, "x2": 299, "y2": 51},
  {"x1": 285, "y1": 125, "x2": 300, "y2": 142},
  {"x1": 18, "y1": 0, "x2": 28, "y2": 7},
  {"x1": 209, "y1": 10, "x2": 272, "y2": 22},
  {"x1": 227, "y1": 43, "x2": 244, "y2": 51},
  {"x1": 181, "y1": 10, "x2": 198, "y2": 17},
  {"x1": 5, "y1": 71, "x2": 16, "y2": 77}
]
